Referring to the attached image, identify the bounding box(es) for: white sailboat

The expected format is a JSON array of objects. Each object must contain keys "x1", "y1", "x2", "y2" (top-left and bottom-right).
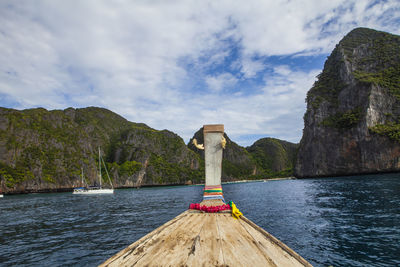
[
  {"x1": 72, "y1": 167, "x2": 88, "y2": 194},
  {"x1": 73, "y1": 148, "x2": 114, "y2": 194}
]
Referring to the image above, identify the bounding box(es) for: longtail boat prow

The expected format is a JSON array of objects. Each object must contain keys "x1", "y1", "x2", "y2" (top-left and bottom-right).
[{"x1": 100, "y1": 124, "x2": 312, "y2": 267}]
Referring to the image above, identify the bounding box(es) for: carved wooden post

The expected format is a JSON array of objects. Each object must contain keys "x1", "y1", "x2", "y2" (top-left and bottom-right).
[
  {"x1": 204, "y1": 124, "x2": 224, "y2": 186},
  {"x1": 202, "y1": 124, "x2": 225, "y2": 205}
]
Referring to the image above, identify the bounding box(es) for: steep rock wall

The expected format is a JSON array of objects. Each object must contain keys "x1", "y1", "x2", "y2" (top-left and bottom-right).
[
  {"x1": 247, "y1": 138, "x2": 298, "y2": 177},
  {"x1": 295, "y1": 28, "x2": 400, "y2": 177},
  {"x1": 0, "y1": 107, "x2": 202, "y2": 193},
  {"x1": 188, "y1": 129, "x2": 298, "y2": 180}
]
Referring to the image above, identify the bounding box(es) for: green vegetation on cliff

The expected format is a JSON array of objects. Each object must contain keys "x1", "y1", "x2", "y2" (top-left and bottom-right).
[
  {"x1": 343, "y1": 28, "x2": 400, "y2": 100},
  {"x1": 0, "y1": 107, "x2": 93, "y2": 188},
  {"x1": 0, "y1": 162, "x2": 34, "y2": 188},
  {"x1": 343, "y1": 29, "x2": 400, "y2": 141},
  {"x1": 247, "y1": 138, "x2": 298, "y2": 178},
  {"x1": 296, "y1": 28, "x2": 400, "y2": 178},
  {"x1": 306, "y1": 47, "x2": 345, "y2": 109},
  {"x1": 147, "y1": 153, "x2": 203, "y2": 184},
  {"x1": 0, "y1": 107, "x2": 202, "y2": 192},
  {"x1": 320, "y1": 108, "x2": 362, "y2": 129},
  {"x1": 306, "y1": 28, "x2": 400, "y2": 131},
  {"x1": 109, "y1": 160, "x2": 142, "y2": 177},
  {"x1": 369, "y1": 122, "x2": 400, "y2": 142},
  {"x1": 188, "y1": 129, "x2": 298, "y2": 180},
  {"x1": 310, "y1": 28, "x2": 400, "y2": 105},
  {"x1": 0, "y1": 106, "x2": 298, "y2": 192},
  {"x1": 188, "y1": 128, "x2": 256, "y2": 181}
]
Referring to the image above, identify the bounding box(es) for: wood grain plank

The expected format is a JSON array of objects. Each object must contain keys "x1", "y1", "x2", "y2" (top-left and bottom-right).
[
  {"x1": 240, "y1": 216, "x2": 312, "y2": 267},
  {"x1": 131, "y1": 213, "x2": 206, "y2": 266},
  {"x1": 185, "y1": 214, "x2": 225, "y2": 266},
  {"x1": 217, "y1": 214, "x2": 277, "y2": 267},
  {"x1": 101, "y1": 211, "x2": 190, "y2": 266},
  {"x1": 101, "y1": 211, "x2": 312, "y2": 267}
]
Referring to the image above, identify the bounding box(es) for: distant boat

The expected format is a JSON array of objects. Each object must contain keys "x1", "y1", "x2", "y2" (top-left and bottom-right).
[{"x1": 73, "y1": 148, "x2": 114, "y2": 194}]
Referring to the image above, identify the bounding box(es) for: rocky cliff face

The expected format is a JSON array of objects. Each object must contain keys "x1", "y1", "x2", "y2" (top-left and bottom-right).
[
  {"x1": 247, "y1": 138, "x2": 298, "y2": 177},
  {"x1": 188, "y1": 128, "x2": 298, "y2": 180},
  {"x1": 0, "y1": 106, "x2": 299, "y2": 193},
  {"x1": 107, "y1": 127, "x2": 202, "y2": 187},
  {"x1": 0, "y1": 107, "x2": 202, "y2": 193},
  {"x1": 295, "y1": 28, "x2": 400, "y2": 177}
]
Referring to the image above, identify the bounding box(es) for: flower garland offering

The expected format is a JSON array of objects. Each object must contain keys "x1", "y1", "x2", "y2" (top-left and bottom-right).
[{"x1": 189, "y1": 203, "x2": 231, "y2": 213}]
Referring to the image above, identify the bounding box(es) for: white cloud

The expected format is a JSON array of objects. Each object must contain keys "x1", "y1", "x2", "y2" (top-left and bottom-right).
[
  {"x1": 146, "y1": 65, "x2": 320, "y2": 145},
  {"x1": 0, "y1": 0, "x2": 399, "y2": 146},
  {"x1": 205, "y1": 73, "x2": 238, "y2": 92},
  {"x1": 272, "y1": 65, "x2": 292, "y2": 77},
  {"x1": 240, "y1": 57, "x2": 265, "y2": 78}
]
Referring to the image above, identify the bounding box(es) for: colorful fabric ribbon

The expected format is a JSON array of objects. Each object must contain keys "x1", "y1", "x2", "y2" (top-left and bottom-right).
[
  {"x1": 228, "y1": 201, "x2": 243, "y2": 219},
  {"x1": 203, "y1": 185, "x2": 225, "y2": 202},
  {"x1": 189, "y1": 185, "x2": 243, "y2": 217}
]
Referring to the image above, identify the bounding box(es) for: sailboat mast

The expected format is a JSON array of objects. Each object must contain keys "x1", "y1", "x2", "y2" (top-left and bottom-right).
[
  {"x1": 101, "y1": 156, "x2": 114, "y2": 190},
  {"x1": 98, "y1": 147, "x2": 102, "y2": 188},
  {"x1": 81, "y1": 167, "x2": 84, "y2": 186}
]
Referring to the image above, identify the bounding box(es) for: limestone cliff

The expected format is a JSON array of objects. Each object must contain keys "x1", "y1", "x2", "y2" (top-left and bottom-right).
[
  {"x1": 295, "y1": 28, "x2": 400, "y2": 177},
  {"x1": 188, "y1": 129, "x2": 298, "y2": 179},
  {"x1": 247, "y1": 138, "x2": 298, "y2": 177},
  {"x1": 0, "y1": 107, "x2": 202, "y2": 193},
  {"x1": 0, "y1": 106, "x2": 300, "y2": 193}
]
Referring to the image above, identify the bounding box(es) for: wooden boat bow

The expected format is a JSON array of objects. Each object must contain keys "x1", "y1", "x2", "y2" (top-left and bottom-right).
[{"x1": 100, "y1": 125, "x2": 312, "y2": 266}]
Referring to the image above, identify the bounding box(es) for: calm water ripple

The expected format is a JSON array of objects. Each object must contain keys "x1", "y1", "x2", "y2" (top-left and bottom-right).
[{"x1": 1, "y1": 173, "x2": 400, "y2": 266}]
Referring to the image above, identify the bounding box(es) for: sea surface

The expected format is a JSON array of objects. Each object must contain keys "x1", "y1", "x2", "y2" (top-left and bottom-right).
[{"x1": 1, "y1": 173, "x2": 400, "y2": 266}]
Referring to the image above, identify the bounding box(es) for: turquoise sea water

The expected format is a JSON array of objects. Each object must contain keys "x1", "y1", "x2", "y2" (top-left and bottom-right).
[{"x1": 0, "y1": 173, "x2": 399, "y2": 266}]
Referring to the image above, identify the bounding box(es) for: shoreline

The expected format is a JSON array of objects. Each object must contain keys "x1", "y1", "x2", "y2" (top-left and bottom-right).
[
  {"x1": 4, "y1": 170, "x2": 399, "y2": 195},
  {"x1": 222, "y1": 176, "x2": 295, "y2": 184},
  {"x1": 10, "y1": 171, "x2": 400, "y2": 195},
  {"x1": 0, "y1": 176, "x2": 295, "y2": 195}
]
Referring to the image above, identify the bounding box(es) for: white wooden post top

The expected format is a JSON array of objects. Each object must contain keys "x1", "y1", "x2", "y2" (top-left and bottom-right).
[
  {"x1": 203, "y1": 124, "x2": 224, "y2": 133},
  {"x1": 204, "y1": 124, "x2": 224, "y2": 186}
]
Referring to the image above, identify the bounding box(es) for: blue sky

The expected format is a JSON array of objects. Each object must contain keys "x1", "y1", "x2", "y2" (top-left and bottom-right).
[{"x1": 1, "y1": 0, "x2": 400, "y2": 146}]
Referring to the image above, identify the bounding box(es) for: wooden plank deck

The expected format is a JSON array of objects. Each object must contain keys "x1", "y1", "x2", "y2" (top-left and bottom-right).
[{"x1": 100, "y1": 210, "x2": 312, "y2": 267}]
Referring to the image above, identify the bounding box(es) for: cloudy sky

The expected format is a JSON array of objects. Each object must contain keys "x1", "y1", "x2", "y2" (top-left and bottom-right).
[{"x1": 1, "y1": 0, "x2": 399, "y2": 146}]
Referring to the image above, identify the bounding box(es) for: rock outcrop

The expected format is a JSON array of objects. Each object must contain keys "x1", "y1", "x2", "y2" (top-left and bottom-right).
[
  {"x1": 0, "y1": 106, "x2": 300, "y2": 193},
  {"x1": 247, "y1": 138, "x2": 298, "y2": 177},
  {"x1": 188, "y1": 128, "x2": 298, "y2": 180},
  {"x1": 0, "y1": 107, "x2": 202, "y2": 193},
  {"x1": 295, "y1": 28, "x2": 400, "y2": 177}
]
